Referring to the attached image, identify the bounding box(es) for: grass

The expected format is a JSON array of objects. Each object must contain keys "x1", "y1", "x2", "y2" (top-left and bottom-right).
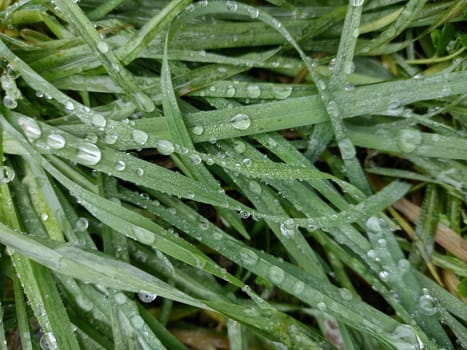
[{"x1": 0, "y1": 0, "x2": 466, "y2": 349}]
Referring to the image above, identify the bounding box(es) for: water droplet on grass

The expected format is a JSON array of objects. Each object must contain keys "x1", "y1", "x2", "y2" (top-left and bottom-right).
[
  {"x1": 280, "y1": 219, "x2": 297, "y2": 238},
  {"x1": 65, "y1": 101, "x2": 74, "y2": 111},
  {"x1": 231, "y1": 114, "x2": 251, "y2": 130},
  {"x1": 77, "y1": 143, "x2": 101, "y2": 165},
  {"x1": 97, "y1": 41, "x2": 109, "y2": 53},
  {"x1": 248, "y1": 7, "x2": 259, "y2": 18},
  {"x1": 75, "y1": 217, "x2": 89, "y2": 231},
  {"x1": 40, "y1": 332, "x2": 57, "y2": 350},
  {"x1": 338, "y1": 138, "x2": 356, "y2": 159},
  {"x1": 91, "y1": 114, "x2": 106, "y2": 128},
  {"x1": 239, "y1": 248, "x2": 259, "y2": 266},
  {"x1": 138, "y1": 292, "x2": 157, "y2": 303},
  {"x1": 189, "y1": 154, "x2": 202, "y2": 165},
  {"x1": 272, "y1": 86, "x2": 293, "y2": 99},
  {"x1": 18, "y1": 117, "x2": 42, "y2": 142},
  {"x1": 246, "y1": 85, "x2": 261, "y2": 98},
  {"x1": 233, "y1": 140, "x2": 246, "y2": 153},
  {"x1": 226, "y1": 85, "x2": 236, "y2": 97},
  {"x1": 46, "y1": 134, "x2": 66, "y2": 149},
  {"x1": 418, "y1": 294, "x2": 438, "y2": 316},
  {"x1": 248, "y1": 180, "x2": 262, "y2": 194},
  {"x1": 155, "y1": 140, "x2": 174, "y2": 155},
  {"x1": 398, "y1": 129, "x2": 422, "y2": 153},
  {"x1": 317, "y1": 302, "x2": 327, "y2": 311},
  {"x1": 268, "y1": 266, "x2": 285, "y2": 284},
  {"x1": 226, "y1": 1, "x2": 237, "y2": 11},
  {"x1": 132, "y1": 129, "x2": 148, "y2": 145},
  {"x1": 104, "y1": 133, "x2": 118, "y2": 144},
  {"x1": 0, "y1": 166, "x2": 15, "y2": 184},
  {"x1": 115, "y1": 160, "x2": 126, "y2": 171},
  {"x1": 3, "y1": 95, "x2": 17, "y2": 109},
  {"x1": 191, "y1": 125, "x2": 204, "y2": 135}
]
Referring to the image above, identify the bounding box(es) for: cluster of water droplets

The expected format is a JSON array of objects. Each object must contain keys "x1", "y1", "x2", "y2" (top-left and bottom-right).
[{"x1": 1, "y1": 65, "x2": 22, "y2": 109}]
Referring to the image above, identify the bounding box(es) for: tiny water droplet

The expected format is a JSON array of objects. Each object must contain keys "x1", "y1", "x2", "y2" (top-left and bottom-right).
[
  {"x1": 247, "y1": 7, "x2": 259, "y2": 18},
  {"x1": 326, "y1": 101, "x2": 339, "y2": 117},
  {"x1": 351, "y1": 0, "x2": 364, "y2": 6},
  {"x1": 18, "y1": 117, "x2": 42, "y2": 142},
  {"x1": 233, "y1": 140, "x2": 246, "y2": 153},
  {"x1": 46, "y1": 134, "x2": 66, "y2": 149},
  {"x1": 239, "y1": 248, "x2": 259, "y2": 266},
  {"x1": 155, "y1": 140, "x2": 174, "y2": 155},
  {"x1": 41, "y1": 213, "x2": 49, "y2": 221},
  {"x1": 418, "y1": 294, "x2": 438, "y2": 316},
  {"x1": 75, "y1": 217, "x2": 89, "y2": 231},
  {"x1": 226, "y1": 85, "x2": 236, "y2": 97},
  {"x1": 132, "y1": 129, "x2": 148, "y2": 145},
  {"x1": 0, "y1": 166, "x2": 15, "y2": 184},
  {"x1": 115, "y1": 160, "x2": 126, "y2": 171},
  {"x1": 272, "y1": 85, "x2": 293, "y2": 100},
  {"x1": 138, "y1": 292, "x2": 157, "y2": 303},
  {"x1": 77, "y1": 143, "x2": 101, "y2": 165},
  {"x1": 104, "y1": 133, "x2": 118, "y2": 144},
  {"x1": 379, "y1": 270, "x2": 390, "y2": 281},
  {"x1": 317, "y1": 302, "x2": 327, "y2": 311},
  {"x1": 398, "y1": 129, "x2": 422, "y2": 153},
  {"x1": 226, "y1": 1, "x2": 237, "y2": 11},
  {"x1": 97, "y1": 41, "x2": 109, "y2": 53},
  {"x1": 65, "y1": 101, "x2": 74, "y2": 111},
  {"x1": 230, "y1": 114, "x2": 251, "y2": 130},
  {"x1": 3, "y1": 95, "x2": 17, "y2": 109},
  {"x1": 328, "y1": 58, "x2": 337, "y2": 71},
  {"x1": 91, "y1": 114, "x2": 106, "y2": 128},
  {"x1": 246, "y1": 85, "x2": 261, "y2": 98},
  {"x1": 339, "y1": 288, "x2": 353, "y2": 301},
  {"x1": 136, "y1": 168, "x2": 144, "y2": 176},
  {"x1": 114, "y1": 292, "x2": 126, "y2": 304},
  {"x1": 191, "y1": 125, "x2": 204, "y2": 135},
  {"x1": 189, "y1": 154, "x2": 202, "y2": 165},
  {"x1": 268, "y1": 266, "x2": 285, "y2": 284},
  {"x1": 248, "y1": 180, "x2": 262, "y2": 194}
]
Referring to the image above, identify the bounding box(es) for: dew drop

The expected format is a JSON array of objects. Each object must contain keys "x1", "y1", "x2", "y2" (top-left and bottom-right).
[
  {"x1": 114, "y1": 292, "x2": 126, "y2": 305},
  {"x1": 246, "y1": 85, "x2": 261, "y2": 98},
  {"x1": 40, "y1": 332, "x2": 57, "y2": 350},
  {"x1": 18, "y1": 117, "x2": 42, "y2": 142},
  {"x1": 389, "y1": 324, "x2": 422, "y2": 350},
  {"x1": 351, "y1": 0, "x2": 364, "y2": 6},
  {"x1": 328, "y1": 58, "x2": 337, "y2": 71},
  {"x1": 379, "y1": 270, "x2": 390, "y2": 282},
  {"x1": 398, "y1": 129, "x2": 422, "y2": 153},
  {"x1": 189, "y1": 154, "x2": 202, "y2": 165},
  {"x1": 326, "y1": 101, "x2": 339, "y2": 118},
  {"x1": 41, "y1": 213, "x2": 49, "y2": 221},
  {"x1": 115, "y1": 160, "x2": 126, "y2": 171},
  {"x1": 418, "y1": 294, "x2": 438, "y2": 316},
  {"x1": 272, "y1": 86, "x2": 293, "y2": 100},
  {"x1": 233, "y1": 140, "x2": 246, "y2": 153},
  {"x1": 77, "y1": 143, "x2": 101, "y2": 165},
  {"x1": 91, "y1": 114, "x2": 106, "y2": 128},
  {"x1": 46, "y1": 134, "x2": 66, "y2": 149},
  {"x1": 132, "y1": 129, "x2": 148, "y2": 145},
  {"x1": 226, "y1": 85, "x2": 236, "y2": 97},
  {"x1": 339, "y1": 288, "x2": 353, "y2": 301},
  {"x1": 226, "y1": 1, "x2": 237, "y2": 11},
  {"x1": 398, "y1": 259, "x2": 410, "y2": 273},
  {"x1": 248, "y1": 7, "x2": 259, "y2": 18},
  {"x1": 191, "y1": 125, "x2": 204, "y2": 135},
  {"x1": 268, "y1": 266, "x2": 285, "y2": 284},
  {"x1": 133, "y1": 226, "x2": 155, "y2": 244},
  {"x1": 344, "y1": 82, "x2": 355, "y2": 91},
  {"x1": 155, "y1": 139, "x2": 174, "y2": 155},
  {"x1": 136, "y1": 168, "x2": 144, "y2": 176},
  {"x1": 74, "y1": 217, "x2": 89, "y2": 231},
  {"x1": 97, "y1": 41, "x2": 109, "y2": 53},
  {"x1": 230, "y1": 114, "x2": 251, "y2": 130},
  {"x1": 317, "y1": 302, "x2": 327, "y2": 311},
  {"x1": 138, "y1": 292, "x2": 157, "y2": 303},
  {"x1": 280, "y1": 219, "x2": 297, "y2": 238},
  {"x1": 3, "y1": 95, "x2": 17, "y2": 109},
  {"x1": 0, "y1": 165, "x2": 15, "y2": 184},
  {"x1": 65, "y1": 101, "x2": 74, "y2": 111},
  {"x1": 104, "y1": 133, "x2": 118, "y2": 145},
  {"x1": 239, "y1": 248, "x2": 259, "y2": 266},
  {"x1": 365, "y1": 216, "x2": 383, "y2": 233},
  {"x1": 248, "y1": 180, "x2": 262, "y2": 194},
  {"x1": 294, "y1": 281, "x2": 305, "y2": 294}
]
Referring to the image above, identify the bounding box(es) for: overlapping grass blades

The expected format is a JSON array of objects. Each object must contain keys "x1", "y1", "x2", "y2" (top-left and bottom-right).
[{"x1": 0, "y1": 0, "x2": 466, "y2": 349}]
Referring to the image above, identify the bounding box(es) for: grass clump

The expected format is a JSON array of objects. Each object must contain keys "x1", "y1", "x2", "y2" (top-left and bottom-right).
[{"x1": 0, "y1": 0, "x2": 466, "y2": 349}]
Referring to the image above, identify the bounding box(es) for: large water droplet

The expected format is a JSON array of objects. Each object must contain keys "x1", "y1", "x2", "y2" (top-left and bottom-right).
[
  {"x1": 74, "y1": 217, "x2": 89, "y2": 232},
  {"x1": 226, "y1": 0, "x2": 237, "y2": 11},
  {"x1": 97, "y1": 41, "x2": 109, "y2": 53},
  {"x1": 136, "y1": 168, "x2": 144, "y2": 176},
  {"x1": 3, "y1": 95, "x2": 17, "y2": 109},
  {"x1": 114, "y1": 292, "x2": 126, "y2": 305},
  {"x1": 91, "y1": 114, "x2": 106, "y2": 128},
  {"x1": 104, "y1": 132, "x2": 118, "y2": 144},
  {"x1": 247, "y1": 7, "x2": 259, "y2": 18},
  {"x1": 189, "y1": 154, "x2": 202, "y2": 165},
  {"x1": 138, "y1": 292, "x2": 157, "y2": 303},
  {"x1": 0, "y1": 165, "x2": 15, "y2": 184},
  {"x1": 365, "y1": 216, "x2": 383, "y2": 233},
  {"x1": 239, "y1": 248, "x2": 259, "y2": 266},
  {"x1": 280, "y1": 219, "x2": 297, "y2": 238},
  {"x1": 272, "y1": 86, "x2": 292, "y2": 100},
  {"x1": 115, "y1": 160, "x2": 126, "y2": 171},
  {"x1": 65, "y1": 101, "x2": 74, "y2": 111},
  {"x1": 40, "y1": 332, "x2": 58, "y2": 350},
  {"x1": 418, "y1": 294, "x2": 438, "y2": 316},
  {"x1": 155, "y1": 140, "x2": 174, "y2": 155},
  {"x1": 248, "y1": 180, "x2": 262, "y2": 194},
  {"x1": 230, "y1": 114, "x2": 251, "y2": 130},
  {"x1": 226, "y1": 85, "x2": 236, "y2": 97},
  {"x1": 191, "y1": 125, "x2": 204, "y2": 135},
  {"x1": 268, "y1": 266, "x2": 285, "y2": 284},
  {"x1": 398, "y1": 129, "x2": 422, "y2": 153},
  {"x1": 77, "y1": 143, "x2": 101, "y2": 165},
  {"x1": 132, "y1": 129, "x2": 148, "y2": 145},
  {"x1": 133, "y1": 226, "x2": 155, "y2": 244},
  {"x1": 46, "y1": 134, "x2": 66, "y2": 149},
  {"x1": 18, "y1": 117, "x2": 42, "y2": 142},
  {"x1": 246, "y1": 85, "x2": 261, "y2": 98},
  {"x1": 389, "y1": 324, "x2": 423, "y2": 350}
]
